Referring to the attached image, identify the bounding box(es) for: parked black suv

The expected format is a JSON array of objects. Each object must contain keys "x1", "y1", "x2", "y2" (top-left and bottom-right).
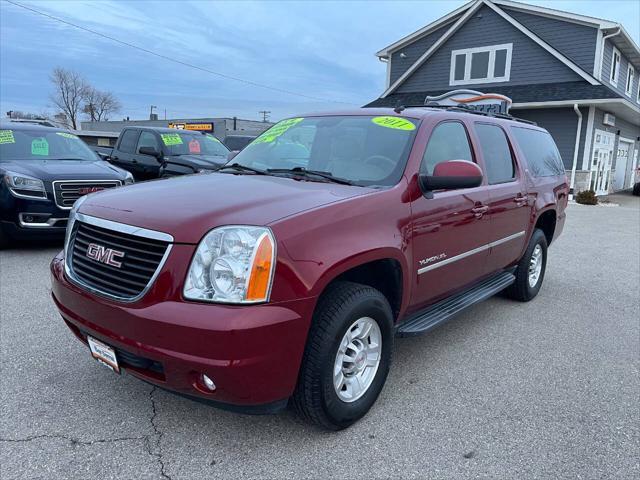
[
  {"x1": 108, "y1": 127, "x2": 230, "y2": 180},
  {"x1": 0, "y1": 122, "x2": 132, "y2": 248}
]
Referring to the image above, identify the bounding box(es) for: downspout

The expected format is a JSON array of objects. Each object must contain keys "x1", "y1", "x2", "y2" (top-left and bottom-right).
[
  {"x1": 598, "y1": 27, "x2": 622, "y2": 78},
  {"x1": 379, "y1": 56, "x2": 390, "y2": 90},
  {"x1": 569, "y1": 104, "x2": 583, "y2": 199}
]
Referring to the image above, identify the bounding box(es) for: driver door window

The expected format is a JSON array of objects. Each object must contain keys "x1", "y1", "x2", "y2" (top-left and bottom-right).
[
  {"x1": 137, "y1": 131, "x2": 160, "y2": 154},
  {"x1": 421, "y1": 122, "x2": 473, "y2": 174}
]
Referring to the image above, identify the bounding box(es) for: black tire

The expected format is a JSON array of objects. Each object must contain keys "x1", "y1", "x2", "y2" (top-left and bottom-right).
[
  {"x1": 292, "y1": 281, "x2": 394, "y2": 430},
  {"x1": 633, "y1": 183, "x2": 640, "y2": 196},
  {"x1": 506, "y1": 229, "x2": 548, "y2": 302}
]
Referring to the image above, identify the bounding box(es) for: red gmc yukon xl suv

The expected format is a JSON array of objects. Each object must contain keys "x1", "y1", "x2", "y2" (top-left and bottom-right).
[{"x1": 51, "y1": 107, "x2": 568, "y2": 430}]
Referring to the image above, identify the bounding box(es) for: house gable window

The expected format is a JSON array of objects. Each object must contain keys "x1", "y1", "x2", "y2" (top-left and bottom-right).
[
  {"x1": 450, "y1": 43, "x2": 512, "y2": 86},
  {"x1": 610, "y1": 47, "x2": 621, "y2": 86},
  {"x1": 625, "y1": 65, "x2": 635, "y2": 96}
]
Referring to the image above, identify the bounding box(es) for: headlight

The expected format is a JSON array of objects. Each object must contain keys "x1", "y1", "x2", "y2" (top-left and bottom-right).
[
  {"x1": 123, "y1": 171, "x2": 134, "y2": 185},
  {"x1": 184, "y1": 226, "x2": 276, "y2": 304},
  {"x1": 4, "y1": 171, "x2": 46, "y2": 199},
  {"x1": 63, "y1": 195, "x2": 88, "y2": 259}
]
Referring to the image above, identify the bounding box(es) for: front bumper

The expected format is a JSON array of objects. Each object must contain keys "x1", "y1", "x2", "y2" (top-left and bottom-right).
[
  {"x1": 50, "y1": 252, "x2": 316, "y2": 411},
  {"x1": 0, "y1": 191, "x2": 68, "y2": 239}
]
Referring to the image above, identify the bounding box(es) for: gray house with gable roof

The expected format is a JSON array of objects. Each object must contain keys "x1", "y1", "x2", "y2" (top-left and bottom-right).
[{"x1": 366, "y1": 0, "x2": 640, "y2": 195}]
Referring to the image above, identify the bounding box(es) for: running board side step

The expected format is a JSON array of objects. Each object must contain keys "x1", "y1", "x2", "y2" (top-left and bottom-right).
[{"x1": 396, "y1": 271, "x2": 515, "y2": 337}]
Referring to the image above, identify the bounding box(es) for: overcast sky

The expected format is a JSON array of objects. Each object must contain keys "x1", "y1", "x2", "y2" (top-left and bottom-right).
[{"x1": 1, "y1": 0, "x2": 639, "y2": 124}]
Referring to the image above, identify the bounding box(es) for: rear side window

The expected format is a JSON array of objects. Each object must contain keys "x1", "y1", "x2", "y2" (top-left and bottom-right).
[
  {"x1": 512, "y1": 127, "x2": 565, "y2": 177},
  {"x1": 421, "y1": 122, "x2": 473, "y2": 174},
  {"x1": 475, "y1": 123, "x2": 515, "y2": 184},
  {"x1": 118, "y1": 129, "x2": 139, "y2": 153}
]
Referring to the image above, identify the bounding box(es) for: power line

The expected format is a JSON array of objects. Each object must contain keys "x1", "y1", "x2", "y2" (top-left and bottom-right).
[{"x1": 4, "y1": 0, "x2": 356, "y2": 105}]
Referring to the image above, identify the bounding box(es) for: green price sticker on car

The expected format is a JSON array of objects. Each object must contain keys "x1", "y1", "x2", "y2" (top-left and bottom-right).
[
  {"x1": 253, "y1": 117, "x2": 305, "y2": 144},
  {"x1": 161, "y1": 133, "x2": 183, "y2": 146},
  {"x1": 0, "y1": 130, "x2": 15, "y2": 144},
  {"x1": 56, "y1": 132, "x2": 79, "y2": 139},
  {"x1": 371, "y1": 116, "x2": 416, "y2": 131},
  {"x1": 31, "y1": 138, "x2": 49, "y2": 156}
]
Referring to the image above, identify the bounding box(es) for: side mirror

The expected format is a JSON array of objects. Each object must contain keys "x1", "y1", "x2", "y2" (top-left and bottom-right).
[
  {"x1": 139, "y1": 146, "x2": 161, "y2": 159},
  {"x1": 227, "y1": 150, "x2": 240, "y2": 162},
  {"x1": 419, "y1": 160, "x2": 483, "y2": 197}
]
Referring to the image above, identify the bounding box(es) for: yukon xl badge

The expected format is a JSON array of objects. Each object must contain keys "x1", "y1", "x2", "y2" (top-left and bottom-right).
[
  {"x1": 419, "y1": 253, "x2": 447, "y2": 266},
  {"x1": 86, "y1": 243, "x2": 125, "y2": 268}
]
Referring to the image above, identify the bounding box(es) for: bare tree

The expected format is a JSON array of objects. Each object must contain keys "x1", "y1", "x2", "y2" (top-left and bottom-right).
[
  {"x1": 49, "y1": 67, "x2": 89, "y2": 129},
  {"x1": 83, "y1": 87, "x2": 121, "y2": 122}
]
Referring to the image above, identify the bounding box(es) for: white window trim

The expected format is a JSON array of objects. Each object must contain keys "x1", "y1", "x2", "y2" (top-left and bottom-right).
[
  {"x1": 625, "y1": 65, "x2": 635, "y2": 97},
  {"x1": 610, "y1": 46, "x2": 621, "y2": 86},
  {"x1": 449, "y1": 43, "x2": 513, "y2": 86}
]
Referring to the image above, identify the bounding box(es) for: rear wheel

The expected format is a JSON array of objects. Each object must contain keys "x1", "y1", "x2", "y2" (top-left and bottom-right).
[
  {"x1": 633, "y1": 182, "x2": 640, "y2": 196},
  {"x1": 506, "y1": 229, "x2": 548, "y2": 302},
  {"x1": 292, "y1": 281, "x2": 393, "y2": 430}
]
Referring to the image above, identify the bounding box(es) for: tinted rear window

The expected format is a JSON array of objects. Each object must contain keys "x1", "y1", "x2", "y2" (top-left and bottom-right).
[
  {"x1": 512, "y1": 127, "x2": 565, "y2": 177},
  {"x1": 475, "y1": 123, "x2": 515, "y2": 184}
]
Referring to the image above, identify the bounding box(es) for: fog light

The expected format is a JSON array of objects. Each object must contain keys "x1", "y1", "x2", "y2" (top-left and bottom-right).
[{"x1": 201, "y1": 374, "x2": 216, "y2": 391}]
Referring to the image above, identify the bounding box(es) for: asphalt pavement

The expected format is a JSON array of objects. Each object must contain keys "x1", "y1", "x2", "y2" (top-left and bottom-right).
[{"x1": 1, "y1": 193, "x2": 638, "y2": 479}]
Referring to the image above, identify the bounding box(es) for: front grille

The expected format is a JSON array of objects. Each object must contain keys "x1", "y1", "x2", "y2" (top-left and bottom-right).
[
  {"x1": 53, "y1": 180, "x2": 121, "y2": 209},
  {"x1": 69, "y1": 220, "x2": 170, "y2": 300}
]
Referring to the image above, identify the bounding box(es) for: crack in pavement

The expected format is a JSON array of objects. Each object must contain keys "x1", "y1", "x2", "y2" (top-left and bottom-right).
[
  {"x1": 146, "y1": 386, "x2": 172, "y2": 480},
  {"x1": 0, "y1": 434, "x2": 147, "y2": 446}
]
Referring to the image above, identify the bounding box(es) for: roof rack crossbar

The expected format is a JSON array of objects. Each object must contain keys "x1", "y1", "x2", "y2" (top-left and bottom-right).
[{"x1": 390, "y1": 103, "x2": 536, "y2": 125}]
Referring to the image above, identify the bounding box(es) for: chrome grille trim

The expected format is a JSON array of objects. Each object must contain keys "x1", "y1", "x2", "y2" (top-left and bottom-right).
[
  {"x1": 52, "y1": 180, "x2": 122, "y2": 210},
  {"x1": 64, "y1": 212, "x2": 173, "y2": 303}
]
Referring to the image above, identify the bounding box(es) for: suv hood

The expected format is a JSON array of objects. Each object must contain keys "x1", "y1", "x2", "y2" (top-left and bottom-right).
[
  {"x1": 0, "y1": 159, "x2": 126, "y2": 181},
  {"x1": 79, "y1": 173, "x2": 371, "y2": 243}
]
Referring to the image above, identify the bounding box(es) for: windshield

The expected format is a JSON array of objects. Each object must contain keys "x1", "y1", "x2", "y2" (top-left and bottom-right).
[
  {"x1": 161, "y1": 132, "x2": 229, "y2": 157},
  {"x1": 230, "y1": 115, "x2": 419, "y2": 187},
  {"x1": 0, "y1": 128, "x2": 98, "y2": 161}
]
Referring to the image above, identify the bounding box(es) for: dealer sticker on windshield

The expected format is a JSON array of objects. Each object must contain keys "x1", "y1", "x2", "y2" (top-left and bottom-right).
[
  {"x1": 371, "y1": 116, "x2": 416, "y2": 131},
  {"x1": 31, "y1": 138, "x2": 49, "y2": 156},
  {"x1": 160, "y1": 133, "x2": 183, "y2": 146},
  {"x1": 0, "y1": 130, "x2": 15, "y2": 144},
  {"x1": 56, "y1": 132, "x2": 79, "y2": 139},
  {"x1": 253, "y1": 117, "x2": 304, "y2": 144}
]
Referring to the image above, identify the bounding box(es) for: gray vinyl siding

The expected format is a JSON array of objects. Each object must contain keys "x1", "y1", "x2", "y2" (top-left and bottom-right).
[
  {"x1": 502, "y1": 8, "x2": 598, "y2": 73},
  {"x1": 511, "y1": 107, "x2": 589, "y2": 170},
  {"x1": 389, "y1": 22, "x2": 454, "y2": 85},
  {"x1": 601, "y1": 39, "x2": 640, "y2": 104},
  {"x1": 397, "y1": 5, "x2": 583, "y2": 93}
]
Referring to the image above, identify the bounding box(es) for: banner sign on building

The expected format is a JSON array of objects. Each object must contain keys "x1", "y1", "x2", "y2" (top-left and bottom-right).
[
  {"x1": 425, "y1": 90, "x2": 512, "y2": 114},
  {"x1": 168, "y1": 122, "x2": 214, "y2": 132}
]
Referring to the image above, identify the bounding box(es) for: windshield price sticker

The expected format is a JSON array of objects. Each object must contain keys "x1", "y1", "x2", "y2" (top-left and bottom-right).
[
  {"x1": 31, "y1": 138, "x2": 49, "y2": 156},
  {"x1": 188, "y1": 139, "x2": 201, "y2": 153},
  {"x1": 253, "y1": 117, "x2": 304, "y2": 144},
  {"x1": 372, "y1": 116, "x2": 416, "y2": 131},
  {"x1": 56, "y1": 132, "x2": 78, "y2": 139},
  {"x1": 0, "y1": 130, "x2": 15, "y2": 144},
  {"x1": 161, "y1": 133, "x2": 183, "y2": 146}
]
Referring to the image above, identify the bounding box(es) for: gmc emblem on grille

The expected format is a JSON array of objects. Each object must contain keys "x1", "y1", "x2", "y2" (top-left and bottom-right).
[
  {"x1": 86, "y1": 243, "x2": 125, "y2": 268},
  {"x1": 78, "y1": 186, "x2": 105, "y2": 195}
]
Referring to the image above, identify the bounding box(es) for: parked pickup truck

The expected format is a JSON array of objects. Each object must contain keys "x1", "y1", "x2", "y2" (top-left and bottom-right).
[
  {"x1": 51, "y1": 107, "x2": 568, "y2": 430},
  {"x1": 0, "y1": 121, "x2": 132, "y2": 248},
  {"x1": 106, "y1": 126, "x2": 230, "y2": 180}
]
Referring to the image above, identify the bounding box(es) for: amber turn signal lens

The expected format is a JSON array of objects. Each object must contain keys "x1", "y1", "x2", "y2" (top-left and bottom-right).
[{"x1": 246, "y1": 233, "x2": 274, "y2": 302}]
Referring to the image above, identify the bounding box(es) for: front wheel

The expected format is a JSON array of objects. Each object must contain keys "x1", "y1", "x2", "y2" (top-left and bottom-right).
[
  {"x1": 0, "y1": 228, "x2": 10, "y2": 250},
  {"x1": 292, "y1": 281, "x2": 394, "y2": 430},
  {"x1": 506, "y1": 228, "x2": 548, "y2": 302}
]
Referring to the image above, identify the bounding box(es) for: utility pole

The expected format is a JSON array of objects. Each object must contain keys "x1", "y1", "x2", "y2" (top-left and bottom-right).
[{"x1": 259, "y1": 110, "x2": 271, "y2": 122}]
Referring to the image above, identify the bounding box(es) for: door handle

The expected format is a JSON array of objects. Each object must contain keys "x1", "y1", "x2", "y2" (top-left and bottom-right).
[
  {"x1": 514, "y1": 194, "x2": 528, "y2": 206},
  {"x1": 112, "y1": 156, "x2": 119, "y2": 161},
  {"x1": 132, "y1": 159, "x2": 138, "y2": 164},
  {"x1": 471, "y1": 205, "x2": 489, "y2": 218}
]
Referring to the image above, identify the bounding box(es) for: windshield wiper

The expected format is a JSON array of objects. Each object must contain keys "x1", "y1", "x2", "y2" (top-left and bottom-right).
[
  {"x1": 266, "y1": 167, "x2": 354, "y2": 186},
  {"x1": 217, "y1": 163, "x2": 267, "y2": 175}
]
